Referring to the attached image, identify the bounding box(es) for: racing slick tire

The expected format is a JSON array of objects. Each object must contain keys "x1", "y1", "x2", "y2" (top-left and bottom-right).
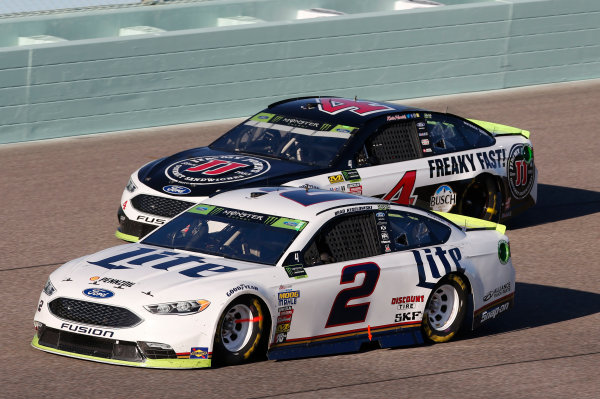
[
  {"x1": 213, "y1": 296, "x2": 268, "y2": 366},
  {"x1": 458, "y1": 176, "x2": 501, "y2": 222},
  {"x1": 422, "y1": 274, "x2": 468, "y2": 343}
]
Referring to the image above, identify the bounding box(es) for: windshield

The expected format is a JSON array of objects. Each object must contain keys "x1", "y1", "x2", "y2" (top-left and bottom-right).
[
  {"x1": 142, "y1": 204, "x2": 308, "y2": 265},
  {"x1": 210, "y1": 113, "x2": 357, "y2": 167}
]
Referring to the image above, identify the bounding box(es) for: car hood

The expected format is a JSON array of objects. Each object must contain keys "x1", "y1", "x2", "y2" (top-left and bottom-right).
[
  {"x1": 50, "y1": 243, "x2": 272, "y2": 300},
  {"x1": 137, "y1": 147, "x2": 321, "y2": 197}
]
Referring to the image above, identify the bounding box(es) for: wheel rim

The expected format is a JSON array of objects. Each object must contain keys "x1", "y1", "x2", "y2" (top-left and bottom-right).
[
  {"x1": 426, "y1": 284, "x2": 460, "y2": 331},
  {"x1": 461, "y1": 180, "x2": 498, "y2": 221},
  {"x1": 221, "y1": 304, "x2": 254, "y2": 352}
]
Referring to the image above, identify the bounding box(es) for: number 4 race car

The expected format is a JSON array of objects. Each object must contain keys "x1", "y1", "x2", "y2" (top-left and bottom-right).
[
  {"x1": 117, "y1": 97, "x2": 537, "y2": 242},
  {"x1": 34, "y1": 187, "x2": 515, "y2": 368}
]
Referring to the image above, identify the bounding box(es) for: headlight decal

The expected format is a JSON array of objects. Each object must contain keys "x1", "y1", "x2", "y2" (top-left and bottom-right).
[
  {"x1": 43, "y1": 278, "x2": 56, "y2": 296},
  {"x1": 144, "y1": 299, "x2": 210, "y2": 315}
]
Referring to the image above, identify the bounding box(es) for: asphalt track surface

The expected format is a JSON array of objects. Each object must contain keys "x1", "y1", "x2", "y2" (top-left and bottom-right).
[{"x1": 1, "y1": 80, "x2": 599, "y2": 399}]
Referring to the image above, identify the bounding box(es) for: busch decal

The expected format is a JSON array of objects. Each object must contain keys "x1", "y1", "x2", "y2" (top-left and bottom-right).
[
  {"x1": 165, "y1": 155, "x2": 270, "y2": 185},
  {"x1": 430, "y1": 185, "x2": 456, "y2": 212},
  {"x1": 507, "y1": 144, "x2": 534, "y2": 199}
]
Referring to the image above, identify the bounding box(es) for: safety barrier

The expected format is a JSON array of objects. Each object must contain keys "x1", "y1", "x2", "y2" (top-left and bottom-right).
[{"x1": 0, "y1": 0, "x2": 598, "y2": 143}]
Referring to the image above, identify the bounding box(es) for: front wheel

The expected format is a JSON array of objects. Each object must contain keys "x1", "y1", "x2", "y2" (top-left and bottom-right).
[
  {"x1": 422, "y1": 274, "x2": 468, "y2": 343},
  {"x1": 213, "y1": 297, "x2": 267, "y2": 366}
]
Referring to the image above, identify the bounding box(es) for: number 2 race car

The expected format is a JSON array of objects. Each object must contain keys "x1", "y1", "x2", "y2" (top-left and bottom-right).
[
  {"x1": 117, "y1": 97, "x2": 537, "y2": 242},
  {"x1": 34, "y1": 187, "x2": 515, "y2": 368}
]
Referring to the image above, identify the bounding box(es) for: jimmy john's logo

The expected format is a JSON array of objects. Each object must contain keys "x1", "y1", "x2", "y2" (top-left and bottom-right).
[
  {"x1": 165, "y1": 155, "x2": 270, "y2": 185},
  {"x1": 507, "y1": 144, "x2": 534, "y2": 199}
]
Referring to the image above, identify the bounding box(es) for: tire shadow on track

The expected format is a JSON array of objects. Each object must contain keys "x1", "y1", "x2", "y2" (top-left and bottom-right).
[
  {"x1": 507, "y1": 184, "x2": 600, "y2": 230},
  {"x1": 468, "y1": 282, "x2": 600, "y2": 338}
]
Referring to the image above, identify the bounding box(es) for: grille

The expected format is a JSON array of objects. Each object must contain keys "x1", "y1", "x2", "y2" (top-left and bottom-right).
[
  {"x1": 49, "y1": 298, "x2": 142, "y2": 328},
  {"x1": 368, "y1": 121, "x2": 421, "y2": 164},
  {"x1": 131, "y1": 194, "x2": 195, "y2": 218},
  {"x1": 38, "y1": 326, "x2": 143, "y2": 362}
]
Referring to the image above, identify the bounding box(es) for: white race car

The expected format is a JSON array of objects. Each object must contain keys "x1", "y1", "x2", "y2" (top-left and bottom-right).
[{"x1": 33, "y1": 187, "x2": 515, "y2": 368}]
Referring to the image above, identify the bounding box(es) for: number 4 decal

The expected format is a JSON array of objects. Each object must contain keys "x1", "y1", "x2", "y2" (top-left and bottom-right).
[
  {"x1": 326, "y1": 262, "x2": 380, "y2": 328},
  {"x1": 383, "y1": 170, "x2": 417, "y2": 205}
]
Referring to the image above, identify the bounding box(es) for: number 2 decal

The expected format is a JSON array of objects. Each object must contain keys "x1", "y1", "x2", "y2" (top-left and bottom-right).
[
  {"x1": 326, "y1": 262, "x2": 380, "y2": 328},
  {"x1": 383, "y1": 170, "x2": 417, "y2": 205}
]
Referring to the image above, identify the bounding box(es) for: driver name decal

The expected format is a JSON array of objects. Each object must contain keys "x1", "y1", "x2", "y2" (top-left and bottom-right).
[{"x1": 165, "y1": 155, "x2": 270, "y2": 185}]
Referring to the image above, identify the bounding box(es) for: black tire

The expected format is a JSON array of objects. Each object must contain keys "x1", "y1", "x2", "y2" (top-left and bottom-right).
[
  {"x1": 459, "y1": 177, "x2": 501, "y2": 221},
  {"x1": 212, "y1": 296, "x2": 267, "y2": 366},
  {"x1": 422, "y1": 274, "x2": 468, "y2": 343}
]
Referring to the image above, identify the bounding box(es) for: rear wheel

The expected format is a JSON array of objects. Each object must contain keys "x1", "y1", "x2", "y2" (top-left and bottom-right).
[
  {"x1": 459, "y1": 177, "x2": 501, "y2": 221},
  {"x1": 213, "y1": 297, "x2": 267, "y2": 366},
  {"x1": 422, "y1": 274, "x2": 467, "y2": 343}
]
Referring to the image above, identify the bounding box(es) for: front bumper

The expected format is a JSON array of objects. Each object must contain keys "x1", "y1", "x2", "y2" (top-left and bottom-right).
[
  {"x1": 116, "y1": 208, "x2": 157, "y2": 242},
  {"x1": 32, "y1": 318, "x2": 213, "y2": 369}
]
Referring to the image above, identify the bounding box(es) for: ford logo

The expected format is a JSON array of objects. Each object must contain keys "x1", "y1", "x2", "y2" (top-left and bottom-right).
[
  {"x1": 283, "y1": 221, "x2": 299, "y2": 227},
  {"x1": 335, "y1": 128, "x2": 350, "y2": 133},
  {"x1": 83, "y1": 288, "x2": 114, "y2": 299},
  {"x1": 163, "y1": 185, "x2": 191, "y2": 195}
]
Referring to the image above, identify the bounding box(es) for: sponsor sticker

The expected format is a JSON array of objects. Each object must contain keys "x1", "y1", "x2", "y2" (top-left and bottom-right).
[
  {"x1": 341, "y1": 169, "x2": 361, "y2": 182},
  {"x1": 507, "y1": 143, "x2": 535, "y2": 199},
  {"x1": 82, "y1": 288, "x2": 114, "y2": 299},
  {"x1": 165, "y1": 155, "x2": 270, "y2": 185},
  {"x1": 328, "y1": 174, "x2": 344, "y2": 184},
  {"x1": 162, "y1": 185, "x2": 191, "y2": 195},
  {"x1": 430, "y1": 185, "x2": 456, "y2": 212},
  {"x1": 190, "y1": 347, "x2": 209, "y2": 359}
]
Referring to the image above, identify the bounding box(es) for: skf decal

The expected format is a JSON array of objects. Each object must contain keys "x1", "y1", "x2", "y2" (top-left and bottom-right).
[
  {"x1": 394, "y1": 311, "x2": 422, "y2": 322},
  {"x1": 87, "y1": 248, "x2": 237, "y2": 278},
  {"x1": 427, "y1": 149, "x2": 506, "y2": 178},
  {"x1": 412, "y1": 247, "x2": 464, "y2": 288},
  {"x1": 317, "y1": 98, "x2": 394, "y2": 116}
]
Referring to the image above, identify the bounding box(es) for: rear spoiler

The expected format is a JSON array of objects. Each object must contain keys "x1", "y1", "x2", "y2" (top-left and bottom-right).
[
  {"x1": 468, "y1": 119, "x2": 530, "y2": 139},
  {"x1": 434, "y1": 211, "x2": 507, "y2": 235}
]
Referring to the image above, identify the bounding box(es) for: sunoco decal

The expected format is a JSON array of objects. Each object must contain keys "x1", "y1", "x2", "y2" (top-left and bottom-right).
[
  {"x1": 507, "y1": 144, "x2": 534, "y2": 199},
  {"x1": 165, "y1": 155, "x2": 270, "y2": 185},
  {"x1": 430, "y1": 185, "x2": 456, "y2": 212}
]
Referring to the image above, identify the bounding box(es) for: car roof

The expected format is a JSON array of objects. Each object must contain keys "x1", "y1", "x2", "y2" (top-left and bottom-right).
[
  {"x1": 203, "y1": 186, "x2": 389, "y2": 221},
  {"x1": 265, "y1": 97, "x2": 425, "y2": 127}
]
